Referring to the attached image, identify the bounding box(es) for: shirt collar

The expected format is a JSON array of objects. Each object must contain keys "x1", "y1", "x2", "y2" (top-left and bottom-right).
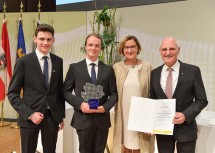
[
  {"x1": 86, "y1": 57, "x2": 99, "y2": 66},
  {"x1": 35, "y1": 49, "x2": 51, "y2": 60},
  {"x1": 163, "y1": 60, "x2": 180, "y2": 71}
]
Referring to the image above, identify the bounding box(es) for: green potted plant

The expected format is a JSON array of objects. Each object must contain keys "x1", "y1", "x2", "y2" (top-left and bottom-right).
[{"x1": 81, "y1": 4, "x2": 119, "y2": 65}]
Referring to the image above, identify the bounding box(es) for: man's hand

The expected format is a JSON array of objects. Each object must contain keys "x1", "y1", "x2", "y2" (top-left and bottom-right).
[
  {"x1": 80, "y1": 102, "x2": 94, "y2": 113},
  {"x1": 81, "y1": 102, "x2": 105, "y2": 113},
  {"x1": 30, "y1": 112, "x2": 44, "y2": 125},
  {"x1": 173, "y1": 112, "x2": 186, "y2": 124},
  {"x1": 58, "y1": 121, "x2": 64, "y2": 131},
  {"x1": 143, "y1": 132, "x2": 154, "y2": 136},
  {"x1": 92, "y1": 106, "x2": 105, "y2": 113}
]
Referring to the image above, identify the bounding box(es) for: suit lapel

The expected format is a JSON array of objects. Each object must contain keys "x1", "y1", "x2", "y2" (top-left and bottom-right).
[
  {"x1": 80, "y1": 59, "x2": 91, "y2": 83},
  {"x1": 154, "y1": 66, "x2": 167, "y2": 98},
  {"x1": 48, "y1": 53, "x2": 56, "y2": 91},
  {"x1": 173, "y1": 61, "x2": 185, "y2": 97},
  {"x1": 96, "y1": 61, "x2": 104, "y2": 84},
  {"x1": 32, "y1": 52, "x2": 47, "y2": 90}
]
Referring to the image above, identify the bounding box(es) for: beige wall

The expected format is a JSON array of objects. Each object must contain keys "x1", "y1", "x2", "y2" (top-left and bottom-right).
[{"x1": 117, "y1": 0, "x2": 215, "y2": 45}]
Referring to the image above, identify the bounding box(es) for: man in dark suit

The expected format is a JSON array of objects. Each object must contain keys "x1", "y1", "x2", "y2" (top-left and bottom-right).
[
  {"x1": 64, "y1": 33, "x2": 118, "y2": 153},
  {"x1": 8, "y1": 24, "x2": 65, "y2": 153},
  {"x1": 150, "y1": 37, "x2": 208, "y2": 153}
]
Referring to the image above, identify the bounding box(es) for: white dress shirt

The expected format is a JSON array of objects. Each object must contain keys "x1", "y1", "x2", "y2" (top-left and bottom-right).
[
  {"x1": 86, "y1": 57, "x2": 99, "y2": 78},
  {"x1": 35, "y1": 49, "x2": 52, "y2": 84},
  {"x1": 160, "y1": 60, "x2": 180, "y2": 95}
]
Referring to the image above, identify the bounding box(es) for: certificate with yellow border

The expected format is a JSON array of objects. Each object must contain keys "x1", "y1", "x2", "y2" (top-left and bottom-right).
[{"x1": 127, "y1": 96, "x2": 176, "y2": 135}]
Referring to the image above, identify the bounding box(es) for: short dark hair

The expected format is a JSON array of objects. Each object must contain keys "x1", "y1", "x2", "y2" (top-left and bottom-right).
[
  {"x1": 35, "y1": 24, "x2": 54, "y2": 37},
  {"x1": 84, "y1": 33, "x2": 102, "y2": 46}
]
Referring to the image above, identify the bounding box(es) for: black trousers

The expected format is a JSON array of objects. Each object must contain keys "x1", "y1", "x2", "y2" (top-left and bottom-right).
[
  {"x1": 20, "y1": 109, "x2": 59, "y2": 153},
  {"x1": 77, "y1": 121, "x2": 109, "y2": 153},
  {"x1": 156, "y1": 134, "x2": 196, "y2": 153}
]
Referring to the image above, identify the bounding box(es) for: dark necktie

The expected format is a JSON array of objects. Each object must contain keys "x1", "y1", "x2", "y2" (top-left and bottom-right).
[
  {"x1": 165, "y1": 67, "x2": 173, "y2": 99},
  {"x1": 90, "y1": 63, "x2": 96, "y2": 84},
  {"x1": 43, "y1": 56, "x2": 49, "y2": 88}
]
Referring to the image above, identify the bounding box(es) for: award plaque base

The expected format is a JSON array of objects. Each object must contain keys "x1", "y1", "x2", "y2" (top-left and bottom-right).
[{"x1": 88, "y1": 99, "x2": 99, "y2": 109}]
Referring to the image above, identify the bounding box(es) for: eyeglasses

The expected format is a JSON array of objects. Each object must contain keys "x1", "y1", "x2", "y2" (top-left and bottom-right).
[{"x1": 124, "y1": 45, "x2": 137, "y2": 50}]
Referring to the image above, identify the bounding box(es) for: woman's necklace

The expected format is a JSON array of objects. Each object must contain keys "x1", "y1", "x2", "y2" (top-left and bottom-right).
[{"x1": 125, "y1": 59, "x2": 139, "y2": 68}]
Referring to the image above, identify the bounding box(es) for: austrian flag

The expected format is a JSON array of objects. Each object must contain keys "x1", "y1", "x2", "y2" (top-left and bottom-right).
[{"x1": 0, "y1": 19, "x2": 12, "y2": 102}]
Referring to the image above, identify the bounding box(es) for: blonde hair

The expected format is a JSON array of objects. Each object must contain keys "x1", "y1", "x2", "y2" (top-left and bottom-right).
[{"x1": 118, "y1": 35, "x2": 141, "y2": 55}]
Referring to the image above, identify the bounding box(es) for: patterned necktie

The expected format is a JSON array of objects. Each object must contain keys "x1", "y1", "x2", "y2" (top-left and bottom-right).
[
  {"x1": 43, "y1": 56, "x2": 49, "y2": 88},
  {"x1": 90, "y1": 63, "x2": 96, "y2": 84},
  {"x1": 166, "y1": 67, "x2": 173, "y2": 99}
]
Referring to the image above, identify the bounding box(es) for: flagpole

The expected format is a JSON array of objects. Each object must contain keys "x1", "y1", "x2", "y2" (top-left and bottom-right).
[
  {"x1": 33, "y1": 0, "x2": 41, "y2": 51},
  {"x1": 0, "y1": 57, "x2": 11, "y2": 127},
  {"x1": 0, "y1": 1, "x2": 11, "y2": 128},
  {"x1": 0, "y1": 101, "x2": 11, "y2": 127},
  {"x1": 10, "y1": 1, "x2": 25, "y2": 129},
  {"x1": 38, "y1": 0, "x2": 41, "y2": 21},
  {"x1": 10, "y1": 113, "x2": 20, "y2": 129}
]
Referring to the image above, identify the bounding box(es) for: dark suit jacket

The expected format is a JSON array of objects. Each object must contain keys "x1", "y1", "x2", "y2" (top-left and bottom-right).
[
  {"x1": 63, "y1": 59, "x2": 118, "y2": 130},
  {"x1": 150, "y1": 61, "x2": 208, "y2": 142},
  {"x1": 8, "y1": 52, "x2": 65, "y2": 127}
]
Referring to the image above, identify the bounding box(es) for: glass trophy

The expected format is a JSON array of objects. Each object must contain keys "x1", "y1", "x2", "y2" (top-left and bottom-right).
[{"x1": 81, "y1": 83, "x2": 104, "y2": 109}]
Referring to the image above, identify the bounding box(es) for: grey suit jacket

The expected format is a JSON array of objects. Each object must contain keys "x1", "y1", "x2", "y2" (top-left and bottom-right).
[
  {"x1": 150, "y1": 61, "x2": 208, "y2": 142},
  {"x1": 63, "y1": 59, "x2": 118, "y2": 130},
  {"x1": 8, "y1": 52, "x2": 65, "y2": 127}
]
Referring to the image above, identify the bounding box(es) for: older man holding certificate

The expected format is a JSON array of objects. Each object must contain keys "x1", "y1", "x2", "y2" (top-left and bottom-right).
[{"x1": 150, "y1": 37, "x2": 208, "y2": 153}]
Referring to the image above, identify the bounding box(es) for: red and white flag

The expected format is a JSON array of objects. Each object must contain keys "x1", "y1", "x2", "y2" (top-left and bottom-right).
[{"x1": 0, "y1": 19, "x2": 12, "y2": 102}]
